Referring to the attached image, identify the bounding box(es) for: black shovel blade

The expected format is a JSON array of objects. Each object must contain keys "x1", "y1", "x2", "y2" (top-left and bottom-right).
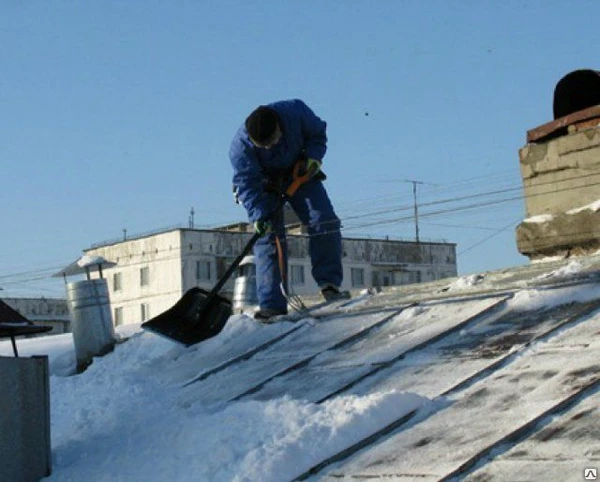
[{"x1": 141, "y1": 287, "x2": 232, "y2": 346}]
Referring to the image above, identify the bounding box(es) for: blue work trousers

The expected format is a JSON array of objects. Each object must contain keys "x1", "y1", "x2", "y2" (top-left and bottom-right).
[{"x1": 253, "y1": 180, "x2": 343, "y2": 311}]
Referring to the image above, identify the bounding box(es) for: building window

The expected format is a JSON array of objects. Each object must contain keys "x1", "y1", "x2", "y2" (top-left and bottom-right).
[
  {"x1": 113, "y1": 272, "x2": 122, "y2": 292},
  {"x1": 141, "y1": 303, "x2": 150, "y2": 322},
  {"x1": 351, "y1": 268, "x2": 365, "y2": 287},
  {"x1": 291, "y1": 265, "x2": 305, "y2": 285},
  {"x1": 140, "y1": 267, "x2": 150, "y2": 287},
  {"x1": 407, "y1": 271, "x2": 421, "y2": 283},
  {"x1": 114, "y1": 307, "x2": 123, "y2": 326},
  {"x1": 196, "y1": 260, "x2": 211, "y2": 281}
]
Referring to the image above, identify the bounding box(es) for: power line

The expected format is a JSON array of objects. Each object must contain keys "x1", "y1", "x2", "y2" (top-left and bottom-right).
[
  {"x1": 420, "y1": 222, "x2": 500, "y2": 232},
  {"x1": 458, "y1": 218, "x2": 522, "y2": 256},
  {"x1": 3, "y1": 169, "x2": 600, "y2": 289},
  {"x1": 341, "y1": 170, "x2": 600, "y2": 231}
]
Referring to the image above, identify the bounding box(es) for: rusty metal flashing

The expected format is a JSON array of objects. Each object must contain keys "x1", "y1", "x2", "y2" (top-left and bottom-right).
[{"x1": 526, "y1": 105, "x2": 600, "y2": 143}]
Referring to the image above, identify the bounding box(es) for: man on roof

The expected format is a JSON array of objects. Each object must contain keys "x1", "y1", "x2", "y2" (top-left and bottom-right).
[{"x1": 229, "y1": 99, "x2": 346, "y2": 320}]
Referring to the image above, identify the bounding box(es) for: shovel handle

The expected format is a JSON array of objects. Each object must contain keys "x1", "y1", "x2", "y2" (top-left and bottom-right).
[
  {"x1": 205, "y1": 231, "x2": 261, "y2": 299},
  {"x1": 285, "y1": 160, "x2": 314, "y2": 197}
]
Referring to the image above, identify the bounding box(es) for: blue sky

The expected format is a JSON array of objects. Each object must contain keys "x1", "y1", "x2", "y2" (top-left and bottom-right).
[{"x1": 1, "y1": 1, "x2": 598, "y2": 297}]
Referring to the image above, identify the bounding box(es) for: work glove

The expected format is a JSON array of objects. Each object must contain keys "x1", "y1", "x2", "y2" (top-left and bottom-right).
[
  {"x1": 306, "y1": 158, "x2": 322, "y2": 177},
  {"x1": 254, "y1": 219, "x2": 273, "y2": 236},
  {"x1": 299, "y1": 158, "x2": 322, "y2": 178}
]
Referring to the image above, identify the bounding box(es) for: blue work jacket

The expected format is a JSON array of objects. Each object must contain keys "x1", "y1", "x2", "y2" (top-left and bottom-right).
[{"x1": 229, "y1": 99, "x2": 327, "y2": 222}]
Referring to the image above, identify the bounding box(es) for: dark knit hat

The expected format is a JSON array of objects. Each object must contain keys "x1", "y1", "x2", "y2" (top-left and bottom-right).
[{"x1": 245, "y1": 106, "x2": 279, "y2": 144}]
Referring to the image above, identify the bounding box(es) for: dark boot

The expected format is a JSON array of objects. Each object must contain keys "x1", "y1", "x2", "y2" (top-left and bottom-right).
[
  {"x1": 320, "y1": 285, "x2": 351, "y2": 301},
  {"x1": 253, "y1": 308, "x2": 288, "y2": 321}
]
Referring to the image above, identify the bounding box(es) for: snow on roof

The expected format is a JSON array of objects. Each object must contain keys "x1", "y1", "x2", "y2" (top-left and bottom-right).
[
  {"x1": 3, "y1": 256, "x2": 600, "y2": 481},
  {"x1": 52, "y1": 255, "x2": 117, "y2": 278},
  {"x1": 567, "y1": 198, "x2": 600, "y2": 214},
  {"x1": 523, "y1": 198, "x2": 600, "y2": 223}
]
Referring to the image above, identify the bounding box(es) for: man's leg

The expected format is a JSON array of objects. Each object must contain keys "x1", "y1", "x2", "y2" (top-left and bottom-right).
[
  {"x1": 252, "y1": 209, "x2": 288, "y2": 313},
  {"x1": 288, "y1": 180, "x2": 343, "y2": 288}
]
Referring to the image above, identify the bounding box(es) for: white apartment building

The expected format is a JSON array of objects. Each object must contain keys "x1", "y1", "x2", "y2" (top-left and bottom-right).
[{"x1": 84, "y1": 226, "x2": 457, "y2": 326}]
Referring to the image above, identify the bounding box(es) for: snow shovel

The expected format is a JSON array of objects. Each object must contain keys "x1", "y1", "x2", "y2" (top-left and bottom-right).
[{"x1": 141, "y1": 160, "x2": 315, "y2": 346}]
